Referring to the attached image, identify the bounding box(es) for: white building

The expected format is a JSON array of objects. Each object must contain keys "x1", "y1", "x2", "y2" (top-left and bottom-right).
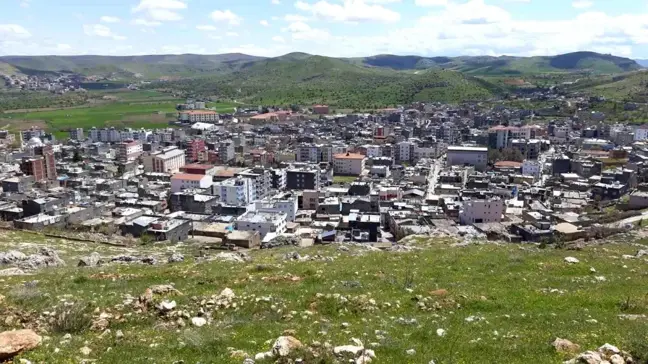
[
  {"x1": 459, "y1": 199, "x2": 504, "y2": 225},
  {"x1": 446, "y1": 146, "x2": 488, "y2": 171},
  {"x1": 69, "y1": 128, "x2": 84, "y2": 141},
  {"x1": 297, "y1": 144, "x2": 321, "y2": 163},
  {"x1": 236, "y1": 211, "x2": 287, "y2": 238},
  {"x1": 170, "y1": 173, "x2": 212, "y2": 193},
  {"x1": 115, "y1": 140, "x2": 143, "y2": 162},
  {"x1": 251, "y1": 196, "x2": 298, "y2": 222},
  {"x1": 397, "y1": 141, "x2": 413, "y2": 163},
  {"x1": 213, "y1": 177, "x2": 256, "y2": 206},
  {"x1": 364, "y1": 145, "x2": 382, "y2": 158},
  {"x1": 635, "y1": 125, "x2": 648, "y2": 141},
  {"x1": 143, "y1": 146, "x2": 186, "y2": 173},
  {"x1": 178, "y1": 110, "x2": 219, "y2": 123},
  {"x1": 522, "y1": 160, "x2": 542, "y2": 178},
  {"x1": 333, "y1": 152, "x2": 366, "y2": 176}
]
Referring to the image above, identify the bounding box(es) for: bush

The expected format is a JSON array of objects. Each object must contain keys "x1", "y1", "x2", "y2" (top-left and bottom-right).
[{"x1": 51, "y1": 302, "x2": 93, "y2": 334}]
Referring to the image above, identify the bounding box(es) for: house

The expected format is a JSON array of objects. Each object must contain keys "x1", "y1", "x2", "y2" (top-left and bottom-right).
[
  {"x1": 170, "y1": 173, "x2": 212, "y2": 193},
  {"x1": 236, "y1": 211, "x2": 288, "y2": 238},
  {"x1": 333, "y1": 152, "x2": 366, "y2": 176},
  {"x1": 446, "y1": 146, "x2": 487, "y2": 171},
  {"x1": 143, "y1": 147, "x2": 186, "y2": 173},
  {"x1": 459, "y1": 198, "x2": 504, "y2": 225}
]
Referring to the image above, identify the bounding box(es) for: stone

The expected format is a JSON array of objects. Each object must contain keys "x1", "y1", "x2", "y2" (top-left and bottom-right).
[
  {"x1": 564, "y1": 257, "x2": 580, "y2": 264},
  {"x1": 157, "y1": 300, "x2": 176, "y2": 311},
  {"x1": 636, "y1": 249, "x2": 648, "y2": 258},
  {"x1": 356, "y1": 354, "x2": 373, "y2": 363},
  {"x1": 0, "y1": 268, "x2": 27, "y2": 276},
  {"x1": 78, "y1": 252, "x2": 103, "y2": 267},
  {"x1": 597, "y1": 344, "x2": 620, "y2": 356},
  {"x1": 18, "y1": 247, "x2": 65, "y2": 270},
  {"x1": 0, "y1": 250, "x2": 27, "y2": 264},
  {"x1": 168, "y1": 253, "x2": 184, "y2": 264},
  {"x1": 406, "y1": 349, "x2": 416, "y2": 355},
  {"x1": 0, "y1": 329, "x2": 42, "y2": 361},
  {"x1": 115, "y1": 330, "x2": 124, "y2": 340},
  {"x1": 334, "y1": 345, "x2": 364, "y2": 357},
  {"x1": 149, "y1": 284, "x2": 182, "y2": 295},
  {"x1": 80, "y1": 346, "x2": 92, "y2": 356},
  {"x1": 552, "y1": 338, "x2": 580, "y2": 353},
  {"x1": 243, "y1": 359, "x2": 255, "y2": 364},
  {"x1": 254, "y1": 351, "x2": 273, "y2": 361},
  {"x1": 214, "y1": 252, "x2": 250, "y2": 263},
  {"x1": 609, "y1": 354, "x2": 624, "y2": 364},
  {"x1": 272, "y1": 336, "x2": 302, "y2": 357},
  {"x1": 436, "y1": 328, "x2": 446, "y2": 337},
  {"x1": 576, "y1": 351, "x2": 603, "y2": 364},
  {"x1": 191, "y1": 317, "x2": 207, "y2": 327}
]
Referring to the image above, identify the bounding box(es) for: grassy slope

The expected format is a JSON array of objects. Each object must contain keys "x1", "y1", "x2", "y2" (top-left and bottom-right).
[
  {"x1": 2, "y1": 233, "x2": 648, "y2": 363},
  {"x1": 156, "y1": 55, "x2": 499, "y2": 108},
  {"x1": 571, "y1": 71, "x2": 648, "y2": 102}
]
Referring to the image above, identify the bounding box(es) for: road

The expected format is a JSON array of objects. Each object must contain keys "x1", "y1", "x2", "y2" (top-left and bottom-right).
[{"x1": 426, "y1": 157, "x2": 443, "y2": 200}]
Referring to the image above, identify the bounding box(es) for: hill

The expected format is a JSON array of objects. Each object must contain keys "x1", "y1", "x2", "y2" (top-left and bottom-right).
[
  {"x1": 565, "y1": 70, "x2": 648, "y2": 102},
  {"x1": 0, "y1": 54, "x2": 264, "y2": 79},
  {"x1": 154, "y1": 54, "x2": 501, "y2": 108},
  {"x1": 353, "y1": 52, "x2": 641, "y2": 75}
]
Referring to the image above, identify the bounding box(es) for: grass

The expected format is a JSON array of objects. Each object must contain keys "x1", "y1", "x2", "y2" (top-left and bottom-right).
[
  {"x1": 2, "y1": 230, "x2": 648, "y2": 363},
  {"x1": 0, "y1": 98, "x2": 236, "y2": 136},
  {"x1": 333, "y1": 175, "x2": 358, "y2": 184}
]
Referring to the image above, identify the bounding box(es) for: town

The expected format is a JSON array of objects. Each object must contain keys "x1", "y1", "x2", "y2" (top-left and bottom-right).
[{"x1": 0, "y1": 96, "x2": 644, "y2": 249}]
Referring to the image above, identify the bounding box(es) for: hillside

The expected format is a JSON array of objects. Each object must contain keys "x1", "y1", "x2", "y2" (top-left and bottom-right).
[
  {"x1": 0, "y1": 54, "x2": 264, "y2": 79},
  {"x1": 153, "y1": 55, "x2": 500, "y2": 108},
  {"x1": 354, "y1": 52, "x2": 642, "y2": 75},
  {"x1": 565, "y1": 70, "x2": 648, "y2": 102}
]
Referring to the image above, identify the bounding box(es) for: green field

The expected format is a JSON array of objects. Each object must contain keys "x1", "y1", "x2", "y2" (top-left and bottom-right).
[
  {"x1": 333, "y1": 175, "x2": 359, "y2": 184},
  {"x1": 2, "y1": 231, "x2": 648, "y2": 363},
  {"x1": 0, "y1": 97, "x2": 236, "y2": 138}
]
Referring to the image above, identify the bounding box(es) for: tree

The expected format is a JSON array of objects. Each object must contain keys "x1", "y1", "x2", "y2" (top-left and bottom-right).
[{"x1": 72, "y1": 150, "x2": 83, "y2": 163}]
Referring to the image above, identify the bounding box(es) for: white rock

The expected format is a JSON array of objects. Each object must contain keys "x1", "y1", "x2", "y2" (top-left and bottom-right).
[
  {"x1": 272, "y1": 336, "x2": 302, "y2": 357},
  {"x1": 115, "y1": 330, "x2": 124, "y2": 340},
  {"x1": 598, "y1": 343, "x2": 620, "y2": 355},
  {"x1": 609, "y1": 354, "x2": 625, "y2": 364},
  {"x1": 590, "y1": 267, "x2": 597, "y2": 273},
  {"x1": 436, "y1": 328, "x2": 446, "y2": 337},
  {"x1": 595, "y1": 276, "x2": 606, "y2": 282},
  {"x1": 80, "y1": 346, "x2": 92, "y2": 356},
  {"x1": 254, "y1": 351, "x2": 273, "y2": 361},
  {"x1": 334, "y1": 345, "x2": 365, "y2": 356},
  {"x1": 564, "y1": 257, "x2": 580, "y2": 264},
  {"x1": 406, "y1": 349, "x2": 416, "y2": 355},
  {"x1": 191, "y1": 317, "x2": 207, "y2": 327},
  {"x1": 158, "y1": 300, "x2": 176, "y2": 311}
]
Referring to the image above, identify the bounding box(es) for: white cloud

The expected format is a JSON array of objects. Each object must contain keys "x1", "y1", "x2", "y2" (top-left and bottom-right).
[
  {"x1": 295, "y1": 0, "x2": 400, "y2": 23},
  {"x1": 572, "y1": 0, "x2": 593, "y2": 9},
  {"x1": 210, "y1": 10, "x2": 242, "y2": 26},
  {"x1": 133, "y1": 18, "x2": 162, "y2": 27},
  {"x1": 133, "y1": 0, "x2": 186, "y2": 22},
  {"x1": 260, "y1": 20, "x2": 270, "y2": 26},
  {"x1": 284, "y1": 14, "x2": 309, "y2": 22},
  {"x1": 284, "y1": 21, "x2": 331, "y2": 41},
  {"x1": 272, "y1": 0, "x2": 281, "y2": 4},
  {"x1": 83, "y1": 24, "x2": 126, "y2": 40},
  {"x1": 100, "y1": 16, "x2": 121, "y2": 23},
  {"x1": 218, "y1": 44, "x2": 290, "y2": 57},
  {"x1": 0, "y1": 24, "x2": 31, "y2": 40},
  {"x1": 19, "y1": 0, "x2": 30, "y2": 8},
  {"x1": 273, "y1": 36, "x2": 286, "y2": 43},
  {"x1": 414, "y1": 0, "x2": 446, "y2": 6},
  {"x1": 226, "y1": 32, "x2": 239, "y2": 37},
  {"x1": 196, "y1": 25, "x2": 218, "y2": 31}
]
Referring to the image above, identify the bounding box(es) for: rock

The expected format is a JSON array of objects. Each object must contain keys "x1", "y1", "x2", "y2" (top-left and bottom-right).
[
  {"x1": 218, "y1": 288, "x2": 236, "y2": 302},
  {"x1": 150, "y1": 284, "x2": 182, "y2": 295},
  {"x1": 78, "y1": 252, "x2": 103, "y2": 267},
  {"x1": 334, "y1": 345, "x2": 364, "y2": 357},
  {"x1": 272, "y1": 336, "x2": 302, "y2": 357},
  {"x1": 436, "y1": 329, "x2": 446, "y2": 337},
  {"x1": 0, "y1": 329, "x2": 42, "y2": 361},
  {"x1": 575, "y1": 351, "x2": 603, "y2": 364},
  {"x1": 80, "y1": 346, "x2": 92, "y2": 356},
  {"x1": 17, "y1": 248, "x2": 65, "y2": 270},
  {"x1": 552, "y1": 338, "x2": 580, "y2": 353},
  {"x1": 0, "y1": 250, "x2": 27, "y2": 264},
  {"x1": 618, "y1": 314, "x2": 647, "y2": 321},
  {"x1": 262, "y1": 235, "x2": 300, "y2": 249},
  {"x1": 157, "y1": 300, "x2": 177, "y2": 312},
  {"x1": 141, "y1": 256, "x2": 157, "y2": 265},
  {"x1": 609, "y1": 354, "x2": 624, "y2": 364},
  {"x1": 429, "y1": 289, "x2": 448, "y2": 296},
  {"x1": 254, "y1": 351, "x2": 273, "y2": 361},
  {"x1": 243, "y1": 359, "x2": 255, "y2": 364},
  {"x1": 191, "y1": 317, "x2": 207, "y2": 327},
  {"x1": 283, "y1": 251, "x2": 302, "y2": 261},
  {"x1": 564, "y1": 257, "x2": 580, "y2": 264},
  {"x1": 0, "y1": 268, "x2": 28, "y2": 276},
  {"x1": 168, "y1": 253, "x2": 184, "y2": 264},
  {"x1": 214, "y1": 252, "x2": 250, "y2": 263},
  {"x1": 406, "y1": 349, "x2": 416, "y2": 355},
  {"x1": 115, "y1": 330, "x2": 124, "y2": 340},
  {"x1": 598, "y1": 344, "x2": 620, "y2": 356},
  {"x1": 636, "y1": 249, "x2": 648, "y2": 258},
  {"x1": 110, "y1": 255, "x2": 140, "y2": 263}
]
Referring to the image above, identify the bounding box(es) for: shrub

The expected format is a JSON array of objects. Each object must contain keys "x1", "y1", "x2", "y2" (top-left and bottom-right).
[{"x1": 51, "y1": 302, "x2": 93, "y2": 334}]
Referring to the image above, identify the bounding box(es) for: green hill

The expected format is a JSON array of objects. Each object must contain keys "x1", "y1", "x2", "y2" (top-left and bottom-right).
[
  {"x1": 154, "y1": 55, "x2": 501, "y2": 108},
  {"x1": 353, "y1": 52, "x2": 641, "y2": 75},
  {"x1": 566, "y1": 70, "x2": 648, "y2": 102}
]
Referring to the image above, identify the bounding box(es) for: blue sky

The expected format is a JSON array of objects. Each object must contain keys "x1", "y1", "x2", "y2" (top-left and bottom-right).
[{"x1": 1, "y1": 0, "x2": 648, "y2": 58}]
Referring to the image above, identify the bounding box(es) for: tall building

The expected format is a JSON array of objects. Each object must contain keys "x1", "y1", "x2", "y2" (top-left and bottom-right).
[
  {"x1": 186, "y1": 139, "x2": 206, "y2": 162},
  {"x1": 286, "y1": 165, "x2": 321, "y2": 190},
  {"x1": 212, "y1": 177, "x2": 256, "y2": 205},
  {"x1": 21, "y1": 144, "x2": 56, "y2": 181},
  {"x1": 333, "y1": 152, "x2": 366, "y2": 176},
  {"x1": 143, "y1": 147, "x2": 186, "y2": 173},
  {"x1": 218, "y1": 140, "x2": 235, "y2": 164},
  {"x1": 116, "y1": 140, "x2": 143, "y2": 163},
  {"x1": 69, "y1": 128, "x2": 84, "y2": 141},
  {"x1": 20, "y1": 158, "x2": 46, "y2": 181}
]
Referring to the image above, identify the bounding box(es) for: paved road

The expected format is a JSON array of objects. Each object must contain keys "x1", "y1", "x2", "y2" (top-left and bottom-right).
[{"x1": 426, "y1": 157, "x2": 443, "y2": 200}]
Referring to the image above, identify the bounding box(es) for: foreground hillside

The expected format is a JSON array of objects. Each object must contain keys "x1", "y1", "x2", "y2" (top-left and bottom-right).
[
  {"x1": 155, "y1": 55, "x2": 500, "y2": 108},
  {"x1": 568, "y1": 71, "x2": 648, "y2": 102},
  {"x1": 2, "y1": 231, "x2": 648, "y2": 363}
]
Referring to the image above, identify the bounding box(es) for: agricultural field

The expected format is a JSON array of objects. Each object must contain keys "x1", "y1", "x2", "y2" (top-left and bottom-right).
[{"x1": 2, "y1": 231, "x2": 648, "y2": 363}]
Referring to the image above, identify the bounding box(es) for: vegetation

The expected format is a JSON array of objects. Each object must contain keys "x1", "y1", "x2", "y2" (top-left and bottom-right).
[
  {"x1": 2, "y1": 232, "x2": 648, "y2": 363},
  {"x1": 0, "y1": 91, "x2": 93, "y2": 112},
  {"x1": 489, "y1": 148, "x2": 525, "y2": 163}
]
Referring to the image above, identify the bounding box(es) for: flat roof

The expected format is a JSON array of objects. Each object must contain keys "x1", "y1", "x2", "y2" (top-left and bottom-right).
[
  {"x1": 334, "y1": 152, "x2": 366, "y2": 160},
  {"x1": 171, "y1": 173, "x2": 207, "y2": 181},
  {"x1": 448, "y1": 146, "x2": 488, "y2": 152}
]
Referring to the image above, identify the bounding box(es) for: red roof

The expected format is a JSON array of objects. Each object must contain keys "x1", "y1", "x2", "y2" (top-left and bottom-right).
[
  {"x1": 334, "y1": 153, "x2": 366, "y2": 160},
  {"x1": 494, "y1": 161, "x2": 522, "y2": 168},
  {"x1": 171, "y1": 173, "x2": 207, "y2": 181}
]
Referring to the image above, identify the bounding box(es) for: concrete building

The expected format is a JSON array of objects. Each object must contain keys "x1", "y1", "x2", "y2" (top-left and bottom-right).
[
  {"x1": 218, "y1": 140, "x2": 236, "y2": 163},
  {"x1": 143, "y1": 146, "x2": 186, "y2": 173},
  {"x1": 170, "y1": 173, "x2": 212, "y2": 193},
  {"x1": 286, "y1": 165, "x2": 321, "y2": 190},
  {"x1": 635, "y1": 125, "x2": 648, "y2": 141},
  {"x1": 333, "y1": 152, "x2": 366, "y2": 176},
  {"x1": 522, "y1": 160, "x2": 542, "y2": 178},
  {"x1": 252, "y1": 195, "x2": 298, "y2": 222},
  {"x1": 236, "y1": 168, "x2": 272, "y2": 199},
  {"x1": 459, "y1": 198, "x2": 504, "y2": 225},
  {"x1": 446, "y1": 146, "x2": 488, "y2": 171},
  {"x1": 186, "y1": 139, "x2": 206, "y2": 162},
  {"x1": 297, "y1": 144, "x2": 321, "y2": 163},
  {"x1": 395, "y1": 141, "x2": 413, "y2": 163},
  {"x1": 68, "y1": 128, "x2": 84, "y2": 141},
  {"x1": 235, "y1": 211, "x2": 287, "y2": 238},
  {"x1": 115, "y1": 140, "x2": 143, "y2": 163},
  {"x1": 178, "y1": 110, "x2": 219, "y2": 123},
  {"x1": 313, "y1": 105, "x2": 329, "y2": 115},
  {"x1": 213, "y1": 177, "x2": 256, "y2": 206}
]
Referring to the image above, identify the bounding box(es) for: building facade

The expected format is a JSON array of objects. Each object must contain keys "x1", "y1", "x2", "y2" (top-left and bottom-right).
[
  {"x1": 333, "y1": 153, "x2": 366, "y2": 176},
  {"x1": 446, "y1": 146, "x2": 488, "y2": 171}
]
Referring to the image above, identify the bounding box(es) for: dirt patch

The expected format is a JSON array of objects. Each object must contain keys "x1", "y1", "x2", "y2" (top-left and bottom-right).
[
  {"x1": 0, "y1": 118, "x2": 48, "y2": 131},
  {"x1": 503, "y1": 78, "x2": 526, "y2": 86}
]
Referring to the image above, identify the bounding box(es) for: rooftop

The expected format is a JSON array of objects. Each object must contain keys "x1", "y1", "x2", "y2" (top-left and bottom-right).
[
  {"x1": 448, "y1": 146, "x2": 488, "y2": 152},
  {"x1": 334, "y1": 152, "x2": 366, "y2": 160},
  {"x1": 171, "y1": 173, "x2": 207, "y2": 181}
]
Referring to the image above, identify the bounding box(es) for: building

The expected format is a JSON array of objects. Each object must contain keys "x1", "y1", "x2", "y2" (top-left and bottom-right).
[
  {"x1": 488, "y1": 126, "x2": 534, "y2": 149},
  {"x1": 115, "y1": 140, "x2": 143, "y2": 163},
  {"x1": 180, "y1": 164, "x2": 217, "y2": 176},
  {"x1": 333, "y1": 152, "x2": 366, "y2": 176},
  {"x1": 286, "y1": 165, "x2": 321, "y2": 190},
  {"x1": 21, "y1": 127, "x2": 45, "y2": 143},
  {"x1": 635, "y1": 125, "x2": 648, "y2": 141},
  {"x1": 218, "y1": 140, "x2": 236, "y2": 163},
  {"x1": 143, "y1": 146, "x2": 186, "y2": 173},
  {"x1": 213, "y1": 177, "x2": 256, "y2": 206},
  {"x1": 69, "y1": 128, "x2": 84, "y2": 141},
  {"x1": 522, "y1": 160, "x2": 542, "y2": 178},
  {"x1": 235, "y1": 211, "x2": 287, "y2": 238},
  {"x1": 395, "y1": 141, "x2": 413, "y2": 163},
  {"x1": 237, "y1": 168, "x2": 272, "y2": 199},
  {"x1": 313, "y1": 105, "x2": 330, "y2": 115},
  {"x1": 459, "y1": 198, "x2": 504, "y2": 225},
  {"x1": 20, "y1": 158, "x2": 46, "y2": 182},
  {"x1": 252, "y1": 195, "x2": 298, "y2": 222},
  {"x1": 186, "y1": 139, "x2": 206, "y2": 162},
  {"x1": 297, "y1": 144, "x2": 321, "y2": 163},
  {"x1": 178, "y1": 110, "x2": 219, "y2": 123},
  {"x1": 446, "y1": 146, "x2": 487, "y2": 171},
  {"x1": 170, "y1": 173, "x2": 212, "y2": 193},
  {"x1": 21, "y1": 144, "x2": 57, "y2": 181}
]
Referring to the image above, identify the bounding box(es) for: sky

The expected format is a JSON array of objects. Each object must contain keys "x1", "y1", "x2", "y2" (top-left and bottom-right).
[{"x1": 1, "y1": 0, "x2": 648, "y2": 58}]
